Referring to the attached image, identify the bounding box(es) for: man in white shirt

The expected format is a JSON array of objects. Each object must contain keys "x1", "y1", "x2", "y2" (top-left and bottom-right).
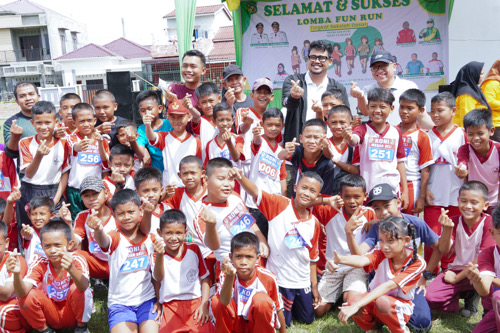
[
  {"x1": 269, "y1": 21, "x2": 288, "y2": 43},
  {"x1": 250, "y1": 22, "x2": 269, "y2": 44}
]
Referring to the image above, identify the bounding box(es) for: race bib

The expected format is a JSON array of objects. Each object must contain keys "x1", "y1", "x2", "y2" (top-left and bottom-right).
[
  {"x1": 402, "y1": 136, "x2": 412, "y2": 157},
  {"x1": 89, "y1": 241, "x2": 103, "y2": 254},
  {"x1": 368, "y1": 137, "x2": 395, "y2": 161},
  {"x1": 238, "y1": 286, "x2": 253, "y2": 303},
  {"x1": 219, "y1": 149, "x2": 232, "y2": 160},
  {"x1": 0, "y1": 171, "x2": 4, "y2": 190},
  {"x1": 285, "y1": 227, "x2": 308, "y2": 249},
  {"x1": 258, "y1": 152, "x2": 281, "y2": 179},
  {"x1": 120, "y1": 246, "x2": 150, "y2": 274},
  {"x1": 34, "y1": 242, "x2": 45, "y2": 256},
  {"x1": 47, "y1": 282, "x2": 70, "y2": 301},
  {"x1": 77, "y1": 152, "x2": 101, "y2": 165},
  {"x1": 223, "y1": 204, "x2": 256, "y2": 235}
]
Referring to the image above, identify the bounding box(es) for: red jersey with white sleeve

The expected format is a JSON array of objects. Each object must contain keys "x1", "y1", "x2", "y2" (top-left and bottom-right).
[
  {"x1": 246, "y1": 138, "x2": 287, "y2": 208},
  {"x1": 0, "y1": 252, "x2": 28, "y2": 299},
  {"x1": 152, "y1": 243, "x2": 208, "y2": 303},
  {"x1": 23, "y1": 230, "x2": 45, "y2": 266},
  {"x1": 24, "y1": 253, "x2": 90, "y2": 304},
  {"x1": 165, "y1": 186, "x2": 211, "y2": 258},
  {"x1": 365, "y1": 249, "x2": 426, "y2": 302},
  {"x1": 457, "y1": 140, "x2": 500, "y2": 205},
  {"x1": 255, "y1": 189, "x2": 320, "y2": 288},
  {"x1": 67, "y1": 132, "x2": 110, "y2": 189},
  {"x1": 191, "y1": 117, "x2": 217, "y2": 162},
  {"x1": 150, "y1": 202, "x2": 170, "y2": 238},
  {"x1": 0, "y1": 152, "x2": 19, "y2": 201},
  {"x1": 203, "y1": 133, "x2": 245, "y2": 169},
  {"x1": 352, "y1": 122, "x2": 406, "y2": 192},
  {"x1": 73, "y1": 209, "x2": 117, "y2": 261},
  {"x1": 194, "y1": 193, "x2": 255, "y2": 262},
  {"x1": 448, "y1": 214, "x2": 495, "y2": 271},
  {"x1": 218, "y1": 265, "x2": 283, "y2": 322},
  {"x1": 397, "y1": 125, "x2": 434, "y2": 182},
  {"x1": 103, "y1": 172, "x2": 135, "y2": 202},
  {"x1": 150, "y1": 131, "x2": 202, "y2": 187},
  {"x1": 19, "y1": 135, "x2": 71, "y2": 184},
  {"x1": 427, "y1": 125, "x2": 466, "y2": 206},
  {"x1": 103, "y1": 230, "x2": 156, "y2": 307},
  {"x1": 313, "y1": 206, "x2": 375, "y2": 272}
]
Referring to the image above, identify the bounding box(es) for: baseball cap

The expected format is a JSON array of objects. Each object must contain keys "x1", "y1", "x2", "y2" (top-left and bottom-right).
[
  {"x1": 80, "y1": 176, "x2": 105, "y2": 194},
  {"x1": 252, "y1": 77, "x2": 273, "y2": 92},
  {"x1": 427, "y1": 18, "x2": 434, "y2": 23},
  {"x1": 367, "y1": 183, "x2": 398, "y2": 206},
  {"x1": 370, "y1": 50, "x2": 394, "y2": 67},
  {"x1": 167, "y1": 100, "x2": 189, "y2": 115},
  {"x1": 223, "y1": 64, "x2": 243, "y2": 81}
]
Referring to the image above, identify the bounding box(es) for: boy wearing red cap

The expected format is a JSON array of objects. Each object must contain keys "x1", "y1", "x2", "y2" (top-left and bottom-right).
[{"x1": 145, "y1": 100, "x2": 202, "y2": 186}]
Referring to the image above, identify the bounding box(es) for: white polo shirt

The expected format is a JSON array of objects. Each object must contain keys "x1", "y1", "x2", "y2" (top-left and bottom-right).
[{"x1": 305, "y1": 71, "x2": 329, "y2": 121}]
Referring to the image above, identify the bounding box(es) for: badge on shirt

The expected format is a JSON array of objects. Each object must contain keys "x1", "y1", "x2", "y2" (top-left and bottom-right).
[
  {"x1": 77, "y1": 152, "x2": 101, "y2": 165},
  {"x1": 120, "y1": 244, "x2": 150, "y2": 274},
  {"x1": 258, "y1": 151, "x2": 281, "y2": 179},
  {"x1": 368, "y1": 137, "x2": 395, "y2": 161},
  {"x1": 223, "y1": 204, "x2": 256, "y2": 235},
  {"x1": 0, "y1": 171, "x2": 4, "y2": 189},
  {"x1": 47, "y1": 278, "x2": 70, "y2": 301},
  {"x1": 285, "y1": 227, "x2": 308, "y2": 249},
  {"x1": 403, "y1": 137, "x2": 412, "y2": 157},
  {"x1": 219, "y1": 149, "x2": 232, "y2": 160}
]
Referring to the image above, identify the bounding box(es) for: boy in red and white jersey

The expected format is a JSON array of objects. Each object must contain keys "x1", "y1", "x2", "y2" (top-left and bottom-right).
[
  {"x1": 211, "y1": 232, "x2": 286, "y2": 332},
  {"x1": 397, "y1": 89, "x2": 434, "y2": 215},
  {"x1": 235, "y1": 169, "x2": 342, "y2": 326},
  {"x1": 457, "y1": 108, "x2": 500, "y2": 212},
  {"x1": 146, "y1": 100, "x2": 202, "y2": 187},
  {"x1": 18, "y1": 101, "x2": 71, "y2": 226},
  {"x1": 87, "y1": 189, "x2": 160, "y2": 332},
  {"x1": 56, "y1": 93, "x2": 81, "y2": 138},
  {"x1": 103, "y1": 144, "x2": 136, "y2": 203},
  {"x1": 343, "y1": 88, "x2": 408, "y2": 208},
  {"x1": 9, "y1": 220, "x2": 93, "y2": 332},
  {"x1": 152, "y1": 209, "x2": 214, "y2": 333},
  {"x1": 204, "y1": 102, "x2": 245, "y2": 169},
  {"x1": 66, "y1": 103, "x2": 110, "y2": 219}
]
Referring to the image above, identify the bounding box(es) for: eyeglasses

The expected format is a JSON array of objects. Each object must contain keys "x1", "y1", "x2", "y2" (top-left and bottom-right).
[
  {"x1": 308, "y1": 55, "x2": 329, "y2": 63},
  {"x1": 371, "y1": 63, "x2": 391, "y2": 72}
]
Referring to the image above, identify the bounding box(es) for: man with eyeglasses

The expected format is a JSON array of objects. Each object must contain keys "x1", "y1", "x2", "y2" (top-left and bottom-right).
[
  {"x1": 282, "y1": 40, "x2": 349, "y2": 145},
  {"x1": 350, "y1": 50, "x2": 433, "y2": 128}
]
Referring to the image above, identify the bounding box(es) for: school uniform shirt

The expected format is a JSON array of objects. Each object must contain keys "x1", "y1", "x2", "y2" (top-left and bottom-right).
[
  {"x1": 313, "y1": 206, "x2": 374, "y2": 273},
  {"x1": 19, "y1": 136, "x2": 71, "y2": 185},
  {"x1": 103, "y1": 172, "x2": 135, "y2": 202},
  {"x1": 352, "y1": 122, "x2": 406, "y2": 193},
  {"x1": 218, "y1": 265, "x2": 283, "y2": 322},
  {"x1": 150, "y1": 131, "x2": 202, "y2": 187},
  {"x1": 0, "y1": 151, "x2": 19, "y2": 201},
  {"x1": 194, "y1": 193, "x2": 255, "y2": 262},
  {"x1": 191, "y1": 117, "x2": 217, "y2": 162},
  {"x1": 364, "y1": 214, "x2": 439, "y2": 250},
  {"x1": 255, "y1": 189, "x2": 320, "y2": 289},
  {"x1": 23, "y1": 230, "x2": 46, "y2": 266},
  {"x1": 203, "y1": 133, "x2": 245, "y2": 168},
  {"x1": 73, "y1": 209, "x2": 117, "y2": 261},
  {"x1": 150, "y1": 202, "x2": 170, "y2": 238},
  {"x1": 103, "y1": 230, "x2": 156, "y2": 307},
  {"x1": 0, "y1": 252, "x2": 28, "y2": 299},
  {"x1": 365, "y1": 249, "x2": 426, "y2": 302},
  {"x1": 137, "y1": 119, "x2": 173, "y2": 172},
  {"x1": 448, "y1": 214, "x2": 495, "y2": 271},
  {"x1": 246, "y1": 139, "x2": 287, "y2": 208},
  {"x1": 478, "y1": 245, "x2": 500, "y2": 280},
  {"x1": 427, "y1": 125, "x2": 466, "y2": 206},
  {"x1": 165, "y1": 186, "x2": 211, "y2": 258},
  {"x1": 397, "y1": 125, "x2": 434, "y2": 182},
  {"x1": 67, "y1": 132, "x2": 110, "y2": 189},
  {"x1": 457, "y1": 140, "x2": 500, "y2": 205},
  {"x1": 151, "y1": 243, "x2": 208, "y2": 303},
  {"x1": 291, "y1": 146, "x2": 336, "y2": 196},
  {"x1": 24, "y1": 254, "x2": 91, "y2": 304}
]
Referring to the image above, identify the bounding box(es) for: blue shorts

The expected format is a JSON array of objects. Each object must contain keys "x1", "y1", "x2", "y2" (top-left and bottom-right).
[
  {"x1": 279, "y1": 286, "x2": 314, "y2": 327},
  {"x1": 108, "y1": 298, "x2": 157, "y2": 330}
]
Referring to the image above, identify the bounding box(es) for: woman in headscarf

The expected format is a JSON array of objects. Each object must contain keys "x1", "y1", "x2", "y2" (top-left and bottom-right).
[
  {"x1": 481, "y1": 59, "x2": 500, "y2": 141},
  {"x1": 451, "y1": 61, "x2": 490, "y2": 127}
]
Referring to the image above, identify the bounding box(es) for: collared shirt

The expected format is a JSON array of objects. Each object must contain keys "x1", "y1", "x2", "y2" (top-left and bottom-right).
[
  {"x1": 363, "y1": 76, "x2": 418, "y2": 125},
  {"x1": 305, "y1": 71, "x2": 329, "y2": 121}
]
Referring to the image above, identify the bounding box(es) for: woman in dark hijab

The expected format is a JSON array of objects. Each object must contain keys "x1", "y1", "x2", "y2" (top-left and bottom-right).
[
  {"x1": 481, "y1": 59, "x2": 500, "y2": 141},
  {"x1": 451, "y1": 61, "x2": 490, "y2": 127}
]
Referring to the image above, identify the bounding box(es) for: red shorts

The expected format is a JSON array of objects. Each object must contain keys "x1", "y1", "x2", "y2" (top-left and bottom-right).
[
  {"x1": 76, "y1": 250, "x2": 109, "y2": 280},
  {"x1": 160, "y1": 298, "x2": 214, "y2": 333}
]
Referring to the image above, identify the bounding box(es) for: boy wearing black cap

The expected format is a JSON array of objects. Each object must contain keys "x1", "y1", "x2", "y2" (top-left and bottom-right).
[{"x1": 222, "y1": 64, "x2": 253, "y2": 112}]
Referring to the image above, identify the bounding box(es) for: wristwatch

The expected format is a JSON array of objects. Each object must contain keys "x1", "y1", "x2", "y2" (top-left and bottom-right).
[{"x1": 423, "y1": 270, "x2": 433, "y2": 280}]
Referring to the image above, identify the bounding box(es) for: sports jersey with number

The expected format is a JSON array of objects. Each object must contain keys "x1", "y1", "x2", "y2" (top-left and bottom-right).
[
  {"x1": 313, "y1": 206, "x2": 374, "y2": 272},
  {"x1": 19, "y1": 136, "x2": 71, "y2": 185},
  {"x1": 397, "y1": 125, "x2": 434, "y2": 182},
  {"x1": 255, "y1": 190, "x2": 320, "y2": 288},
  {"x1": 427, "y1": 126, "x2": 466, "y2": 206},
  {"x1": 352, "y1": 122, "x2": 406, "y2": 192},
  {"x1": 203, "y1": 133, "x2": 245, "y2": 168},
  {"x1": 165, "y1": 186, "x2": 211, "y2": 258},
  {"x1": 152, "y1": 243, "x2": 208, "y2": 303},
  {"x1": 24, "y1": 254, "x2": 90, "y2": 303},
  {"x1": 103, "y1": 172, "x2": 135, "y2": 202},
  {"x1": 73, "y1": 209, "x2": 117, "y2": 261},
  {"x1": 194, "y1": 193, "x2": 255, "y2": 262},
  {"x1": 246, "y1": 139, "x2": 287, "y2": 208},
  {"x1": 191, "y1": 117, "x2": 217, "y2": 162},
  {"x1": 104, "y1": 230, "x2": 156, "y2": 307},
  {"x1": 457, "y1": 140, "x2": 500, "y2": 205},
  {"x1": 150, "y1": 202, "x2": 170, "y2": 238},
  {"x1": 218, "y1": 266, "x2": 283, "y2": 321},
  {"x1": 0, "y1": 252, "x2": 28, "y2": 299},
  {"x1": 150, "y1": 131, "x2": 202, "y2": 187},
  {"x1": 23, "y1": 230, "x2": 46, "y2": 266},
  {"x1": 67, "y1": 133, "x2": 110, "y2": 189},
  {"x1": 0, "y1": 152, "x2": 19, "y2": 200},
  {"x1": 235, "y1": 108, "x2": 263, "y2": 167},
  {"x1": 365, "y1": 249, "x2": 426, "y2": 302}
]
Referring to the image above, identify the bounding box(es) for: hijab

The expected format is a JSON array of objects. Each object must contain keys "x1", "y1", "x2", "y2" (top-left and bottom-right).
[
  {"x1": 451, "y1": 61, "x2": 490, "y2": 110},
  {"x1": 483, "y1": 59, "x2": 500, "y2": 84}
]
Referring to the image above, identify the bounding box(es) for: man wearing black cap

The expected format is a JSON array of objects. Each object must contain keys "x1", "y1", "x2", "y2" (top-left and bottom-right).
[
  {"x1": 250, "y1": 22, "x2": 269, "y2": 44},
  {"x1": 221, "y1": 64, "x2": 253, "y2": 113},
  {"x1": 350, "y1": 50, "x2": 433, "y2": 128}
]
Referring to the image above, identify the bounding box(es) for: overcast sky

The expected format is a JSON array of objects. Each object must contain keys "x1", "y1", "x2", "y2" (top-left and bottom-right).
[{"x1": 0, "y1": 0, "x2": 222, "y2": 45}]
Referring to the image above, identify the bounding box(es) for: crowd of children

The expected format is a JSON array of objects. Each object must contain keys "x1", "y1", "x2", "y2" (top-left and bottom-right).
[{"x1": 0, "y1": 47, "x2": 497, "y2": 333}]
